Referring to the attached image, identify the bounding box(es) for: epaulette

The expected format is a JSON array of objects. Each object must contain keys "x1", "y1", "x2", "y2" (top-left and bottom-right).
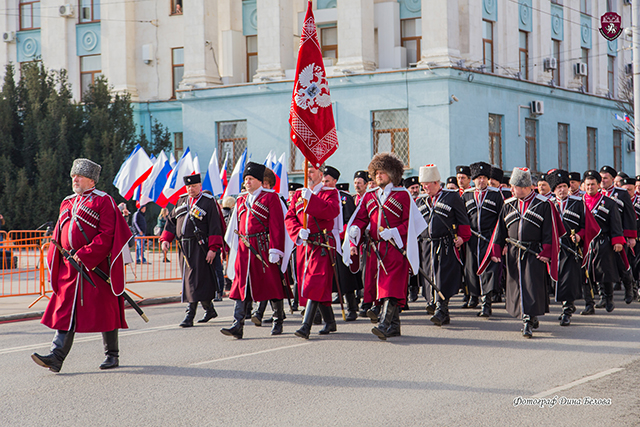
[
  {"x1": 64, "y1": 194, "x2": 76, "y2": 201},
  {"x1": 92, "y1": 189, "x2": 107, "y2": 197},
  {"x1": 464, "y1": 187, "x2": 475, "y2": 193},
  {"x1": 262, "y1": 188, "x2": 275, "y2": 193},
  {"x1": 568, "y1": 195, "x2": 582, "y2": 201},
  {"x1": 505, "y1": 196, "x2": 517, "y2": 203},
  {"x1": 442, "y1": 188, "x2": 458, "y2": 194},
  {"x1": 201, "y1": 192, "x2": 214, "y2": 199},
  {"x1": 319, "y1": 186, "x2": 337, "y2": 192},
  {"x1": 535, "y1": 194, "x2": 548, "y2": 202},
  {"x1": 365, "y1": 186, "x2": 379, "y2": 193},
  {"x1": 486, "y1": 187, "x2": 499, "y2": 192}
]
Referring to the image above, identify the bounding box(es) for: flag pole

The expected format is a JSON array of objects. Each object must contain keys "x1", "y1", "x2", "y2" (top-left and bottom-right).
[{"x1": 303, "y1": 159, "x2": 309, "y2": 229}]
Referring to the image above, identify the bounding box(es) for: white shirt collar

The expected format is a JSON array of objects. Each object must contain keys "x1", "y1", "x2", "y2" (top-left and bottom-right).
[
  {"x1": 247, "y1": 187, "x2": 262, "y2": 206},
  {"x1": 312, "y1": 181, "x2": 323, "y2": 194},
  {"x1": 378, "y1": 183, "x2": 393, "y2": 202}
]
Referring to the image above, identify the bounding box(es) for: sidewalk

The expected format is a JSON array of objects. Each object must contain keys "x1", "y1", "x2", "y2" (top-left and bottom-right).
[{"x1": 0, "y1": 280, "x2": 184, "y2": 322}]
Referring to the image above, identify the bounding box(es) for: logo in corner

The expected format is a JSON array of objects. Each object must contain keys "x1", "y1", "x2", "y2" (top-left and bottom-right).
[{"x1": 599, "y1": 12, "x2": 622, "y2": 41}]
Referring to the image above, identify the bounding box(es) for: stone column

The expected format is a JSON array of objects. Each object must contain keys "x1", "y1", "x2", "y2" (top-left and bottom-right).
[
  {"x1": 218, "y1": 0, "x2": 245, "y2": 85},
  {"x1": 336, "y1": 0, "x2": 376, "y2": 72},
  {"x1": 40, "y1": 0, "x2": 70, "y2": 72},
  {"x1": 181, "y1": 0, "x2": 222, "y2": 88},
  {"x1": 419, "y1": 0, "x2": 460, "y2": 66},
  {"x1": 101, "y1": 0, "x2": 138, "y2": 99},
  {"x1": 254, "y1": 0, "x2": 294, "y2": 81}
]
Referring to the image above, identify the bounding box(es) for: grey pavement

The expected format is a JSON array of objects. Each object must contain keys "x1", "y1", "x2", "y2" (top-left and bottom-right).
[{"x1": 1, "y1": 291, "x2": 640, "y2": 426}]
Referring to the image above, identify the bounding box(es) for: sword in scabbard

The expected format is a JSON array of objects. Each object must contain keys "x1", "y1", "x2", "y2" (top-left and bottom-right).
[
  {"x1": 505, "y1": 237, "x2": 541, "y2": 258},
  {"x1": 51, "y1": 239, "x2": 96, "y2": 288},
  {"x1": 368, "y1": 239, "x2": 388, "y2": 275},
  {"x1": 322, "y1": 229, "x2": 346, "y2": 321},
  {"x1": 471, "y1": 228, "x2": 491, "y2": 243},
  {"x1": 174, "y1": 239, "x2": 191, "y2": 270},
  {"x1": 234, "y1": 230, "x2": 269, "y2": 268},
  {"x1": 88, "y1": 263, "x2": 149, "y2": 323}
]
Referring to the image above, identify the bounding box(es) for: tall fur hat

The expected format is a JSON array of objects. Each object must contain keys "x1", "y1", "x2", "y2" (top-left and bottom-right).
[
  {"x1": 470, "y1": 161, "x2": 491, "y2": 180},
  {"x1": 70, "y1": 158, "x2": 101, "y2": 183},
  {"x1": 368, "y1": 152, "x2": 404, "y2": 186},
  {"x1": 546, "y1": 169, "x2": 570, "y2": 191},
  {"x1": 510, "y1": 167, "x2": 532, "y2": 188},
  {"x1": 490, "y1": 166, "x2": 504, "y2": 183}
]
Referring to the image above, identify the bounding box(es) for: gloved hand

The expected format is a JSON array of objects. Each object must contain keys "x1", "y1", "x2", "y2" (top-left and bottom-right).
[
  {"x1": 298, "y1": 228, "x2": 310, "y2": 241},
  {"x1": 348, "y1": 226, "x2": 360, "y2": 239},
  {"x1": 268, "y1": 253, "x2": 281, "y2": 264},
  {"x1": 379, "y1": 228, "x2": 393, "y2": 241},
  {"x1": 301, "y1": 188, "x2": 313, "y2": 201}
]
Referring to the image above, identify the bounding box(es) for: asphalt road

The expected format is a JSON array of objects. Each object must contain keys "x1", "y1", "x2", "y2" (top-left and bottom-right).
[{"x1": 1, "y1": 295, "x2": 639, "y2": 426}]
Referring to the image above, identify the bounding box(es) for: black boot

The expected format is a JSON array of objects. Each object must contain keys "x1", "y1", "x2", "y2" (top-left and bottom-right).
[
  {"x1": 270, "y1": 300, "x2": 285, "y2": 335},
  {"x1": 409, "y1": 286, "x2": 418, "y2": 302},
  {"x1": 624, "y1": 281, "x2": 634, "y2": 304},
  {"x1": 371, "y1": 298, "x2": 397, "y2": 340},
  {"x1": 560, "y1": 301, "x2": 573, "y2": 326},
  {"x1": 220, "y1": 300, "x2": 247, "y2": 339},
  {"x1": 359, "y1": 302, "x2": 372, "y2": 318},
  {"x1": 460, "y1": 293, "x2": 470, "y2": 309},
  {"x1": 425, "y1": 302, "x2": 436, "y2": 315},
  {"x1": 99, "y1": 329, "x2": 119, "y2": 370},
  {"x1": 477, "y1": 293, "x2": 492, "y2": 317},
  {"x1": 366, "y1": 304, "x2": 381, "y2": 324},
  {"x1": 295, "y1": 300, "x2": 319, "y2": 339},
  {"x1": 386, "y1": 303, "x2": 401, "y2": 337},
  {"x1": 197, "y1": 300, "x2": 218, "y2": 323},
  {"x1": 179, "y1": 303, "x2": 197, "y2": 327},
  {"x1": 522, "y1": 318, "x2": 533, "y2": 338},
  {"x1": 313, "y1": 308, "x2": 323, "y2": 325},
  {"x1": 318, "y1": 304, "x2": 337, "y2": 335},
  {"x1": 251, "y1": 300, "x2": 268, "y2": 326},
  {"x1": 604, "y1": 282, "x2": 615, "y2": 312},
  {"x1": 467, "y1": 295, "x2": 479, "y2": 309},
  {"x1": 31, "y1": 329, "x2": 75, "y2": 373},
  {"x1": 345, "y1": 292, "x2": 358, "y2": 321},
  {"x1": 595, "y1": 283, "x2": 606, "y2": 308},
  {"x1": 430, "y1": 299, "x2": 450, "y2": 326},
  {"x1": 581, "y1": 282, "x2": 595, "y2": 315}
]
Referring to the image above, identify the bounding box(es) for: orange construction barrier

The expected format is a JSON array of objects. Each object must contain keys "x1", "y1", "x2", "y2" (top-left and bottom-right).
[
  {"x1": 0, "y1": 242, "x2": 51, "y2": 301},
  {"x1": 126, "y1": 236, "x2": 182, "y2": 284}
]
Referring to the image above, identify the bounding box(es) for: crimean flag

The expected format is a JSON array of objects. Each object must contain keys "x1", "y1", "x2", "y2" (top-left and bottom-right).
[{"x1": 289, "y1": 1, "x2": 338, "y2": 167}]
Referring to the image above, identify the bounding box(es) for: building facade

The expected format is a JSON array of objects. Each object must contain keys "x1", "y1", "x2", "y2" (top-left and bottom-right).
[{"x1": 0, "y1": 0, "x2": 634, "y2": 182}]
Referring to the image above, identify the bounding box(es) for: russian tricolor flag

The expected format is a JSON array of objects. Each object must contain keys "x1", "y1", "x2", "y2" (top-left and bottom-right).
[
  {"x1": 202, "y1": 150, "x2": 224, "y2": 197},
  {"x1": 273, "y1": 152, "x2": 289, "y2": 199},
  {"x1": 222, "y1": 148, "x2": 248, "y2": 198},
  {"x1": 159, "y1": 148, "x2": 195, "y2": 207},
  {"x1": 113, "y1": 144, "x2": 154, "y2": 200},
  {"x1": 139, "y1": 151, "x2": 172, "y2": 206}
]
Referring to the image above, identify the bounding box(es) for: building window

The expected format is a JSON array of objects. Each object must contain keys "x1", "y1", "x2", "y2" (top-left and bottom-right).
[
  {"x1": 483, "y1": 20, "x2": 494, "y2": 73},
  {"x1": 608, "y1": 55, "x2": 615, "y2": 97},
  {"x1": 587, "y1": 127, "x2": 597, "y2": 170},
  {"x1": 613, "y1": 130, "x2": 622, "y2": 171},
  {"x1": 372, "y1": 109, "x2": 409, "y2": 168},
  {"x1": 218, "y1": 120, "x2": 248, "y2": 168},
  {"x1": 581, "y1": 48, "x2": 589, "y2": 92},
  {"x1": 79, "y1": 0, "x2": 100, "y2": 23},
  {"x1": 401, "y1": 18, "x2": 421, "y2": 67},
  {"x1": 20, "y1": 0, "x2": 40, "y2": 30},
  {"x1": 524, "y1": 119, "x2": 537, "y2": 173},
  {"x1": 171, "y1": 47, "x2": 184, "y2": 99},
  {"x1": 552, "y1": 40, "x2": 561, "y2": 86},
  {"x1": 171, "y1": 0, "x2": 182, "y2": 15},
  {"x1": 174, "y1": 132, "x2": 183, "y2": 159},
  {"x1": 558, "y1": 123, "x2": 569, "y2": 170},
  {"x1": 320, "y1": 25, "x2": 338, "y2": 62},
  {"x1": 488, "y1": 114, "x2": 502, "y2": 168},
  {"x1": 519, "y1": 31, "x2": 528, "y2": 80},
  {"x1": 80, "y1": 54, "x2": 102, "y2": 100},
  {"x1": 246, "y1": 35, "x2": 258, "y2": 83}
]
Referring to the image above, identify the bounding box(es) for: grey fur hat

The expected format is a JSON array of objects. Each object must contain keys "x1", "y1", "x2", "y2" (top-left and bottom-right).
[
  {"x1": 509, "y1": 167, "x2": 532, "y2": 188},
  {"x1": 70, "y1": 158, "x2": 101, "y2": 183}
]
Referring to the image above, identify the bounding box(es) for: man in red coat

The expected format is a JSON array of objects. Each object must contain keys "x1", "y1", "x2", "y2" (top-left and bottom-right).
[
  {"x1": 221, "y1": 162, "x2": 289, "y2": 338},
  {"x1": 32, "y1": 159, "x2": 132, "y2": 372},
  {"x1": 285, "y1": 164, "x2": 341, "y2": 339},
  {"x1": 344, "y1": 153, "x2": 427, "y2": 340}
]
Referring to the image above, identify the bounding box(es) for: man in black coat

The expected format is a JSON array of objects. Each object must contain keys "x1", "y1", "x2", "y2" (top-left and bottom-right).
[
  {"x1": 161, "y1": 174, "x2": 224, "y2": 327},
  {"x1": 404, "y1": 176, "x2": 421, "y2": 304},
  {"x1": 581, "y1": 170, "x2": 625, "y2": 314},
  {"x1": 462, "y1": 162, "x2": 504, "y2": 317},
  {"x1": 547, "y1": 170, "x2": 586, "y2": 326}
]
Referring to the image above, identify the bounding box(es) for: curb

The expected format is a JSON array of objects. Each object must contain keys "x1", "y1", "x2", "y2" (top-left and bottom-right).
[{"x1": 0, "y1": 295, "x2": 183, "y2": 323}]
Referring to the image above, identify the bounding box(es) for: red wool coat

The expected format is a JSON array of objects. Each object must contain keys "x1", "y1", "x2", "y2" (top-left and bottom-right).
[
  {"x1": 42, "y1": 189, "x2": 132, "y2": 333},
  {"x1": 285, "y1": 186, "x2": 340, "y2": 304},
  {"x1": 228, "y1": 189, "x2": 286, "y2": 302}
]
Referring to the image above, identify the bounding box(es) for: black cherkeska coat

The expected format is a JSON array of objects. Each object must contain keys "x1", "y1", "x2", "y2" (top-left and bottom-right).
[
  {"x1": 333, "y1": 190, "x2": 363, "y2": 294},
  {"x1": 586, "y1": 194, "x2": 624, "y2": 284},
  {"x1": 461, "y1": 187, "x2": 504, "y2": 296},
  {"x1": 165, "y1": 193, "x2": 223, "y2": 302},
  {"x1": 553, "y1": 195, "x2": 585, "y2": 302},
  {"x1": 416, "y1": 189, "x2": 470, "y2": 299}
]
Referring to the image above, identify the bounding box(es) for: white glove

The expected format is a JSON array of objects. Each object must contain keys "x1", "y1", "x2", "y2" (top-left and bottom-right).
[
  {"x1": 268, "y1": 253, "x2": 281, "y2": 264},
  {"x1": 348, "y1": 226, "x2": 360, "y2": 239},
  {"x1": 298, "y1": 228, "x2": 310, "y2": 241},
  {"x1": 379, "y1": 228, "x2": 393, "y2": 241},
  {"x1": 301, "y1": 188, "x2": 313, "y2": 201}
]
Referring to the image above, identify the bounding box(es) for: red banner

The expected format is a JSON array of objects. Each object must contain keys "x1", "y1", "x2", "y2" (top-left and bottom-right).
[{"x1": 289, "y1": 1, "x2": 338, "y2": 168}]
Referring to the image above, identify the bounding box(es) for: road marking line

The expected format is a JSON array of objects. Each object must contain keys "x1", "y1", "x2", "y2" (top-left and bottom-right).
[
  {"x1": 190, "y1": 342, "x2": 313, "y2": 366},
  {"x1": 532, "y1": 367, "x2": 624, "y2": 398}
]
